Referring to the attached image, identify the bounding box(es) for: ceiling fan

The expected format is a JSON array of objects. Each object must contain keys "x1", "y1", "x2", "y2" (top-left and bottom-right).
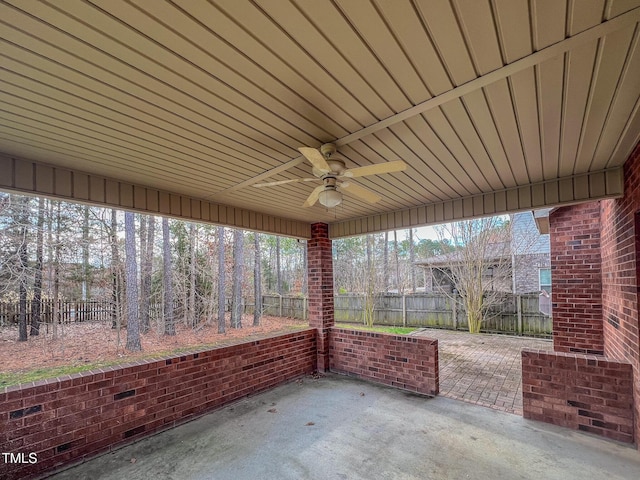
[{"x1": 254, "y1": 143, "x2": 407, "y2": 208}]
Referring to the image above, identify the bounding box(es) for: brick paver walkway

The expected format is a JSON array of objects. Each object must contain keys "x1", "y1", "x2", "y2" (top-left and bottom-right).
[{"x1": 412, "y1": 328, "x2": 552, "y2": 415}]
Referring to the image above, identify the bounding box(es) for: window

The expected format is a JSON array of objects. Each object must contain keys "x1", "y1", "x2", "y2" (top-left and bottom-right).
[
  {"x1": 539, "y1": 268, "x2": 552, "y2": 316},
  {"x1": 539, "y1": 268, "x2": 551, "y2": 293}
]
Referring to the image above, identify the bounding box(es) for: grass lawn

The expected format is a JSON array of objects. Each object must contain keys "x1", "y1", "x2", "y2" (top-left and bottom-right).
[{"x1": 334, "y1": 323, "x2": 417, "y2": 335}]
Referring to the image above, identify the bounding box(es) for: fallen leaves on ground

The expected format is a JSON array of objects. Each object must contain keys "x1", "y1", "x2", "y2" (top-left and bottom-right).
[{"x1": 0, "y1": 315, "x2": 306, "y2": 376}]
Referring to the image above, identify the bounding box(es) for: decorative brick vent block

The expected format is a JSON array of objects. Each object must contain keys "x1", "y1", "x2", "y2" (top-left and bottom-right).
[
  {"x1": 521, "y1": 349, "x2": 633, "y2": 443},
  {"x1": 329, "y1": 328, "x2": 439, "y2": 396},
  {"x1": 0, "y1": 330, "x2": 316, "y2": 480}
]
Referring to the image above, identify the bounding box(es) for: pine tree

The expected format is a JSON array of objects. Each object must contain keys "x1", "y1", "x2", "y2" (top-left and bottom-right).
[
  {"x1": 124, "y1": 212, "x2": 141, "y2": 351},
  {"x1": 162, "y1": 217, "x2": 175, "y2": 336},
  {"x1": 231, "y1": 229, "x2": 244, "y2": 329}
]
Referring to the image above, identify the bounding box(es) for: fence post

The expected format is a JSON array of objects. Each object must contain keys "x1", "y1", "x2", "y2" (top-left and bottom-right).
[
  {"x1": 279, "y1": 295, "x2": 282, "y2": 317},
  {"x1": 452, "y1": 295, "x2": 457, "y2": 330},
  {"x1": 402, "y1": 294, "x2": 407, "y2": 327},
  {"x1": 517, "y1": 295, "x2": 523, "y2": 336},
  {"x1": 303, "y1": 296, "x2": 307, "y2": 321}
]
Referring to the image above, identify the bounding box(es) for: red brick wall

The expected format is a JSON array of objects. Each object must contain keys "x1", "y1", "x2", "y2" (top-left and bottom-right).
[
  {"x1": 329, "y1": 328, "x2": 439, "y2": 396},
  {"x1": 0, "y1": 330, "x2": 316, "y2": 480},
  {"x1": 522, "y1": 349, "x2": 634, "y2": 443},
  {"x1": 308, "y1": 223, "x2": 334, "y2": 371},
  {"x1": 549, "y1": 203, "x2": 604, "y2": 354},
  {"x1": 600, "y1": 141, "x2": 640, "y2": 448}
]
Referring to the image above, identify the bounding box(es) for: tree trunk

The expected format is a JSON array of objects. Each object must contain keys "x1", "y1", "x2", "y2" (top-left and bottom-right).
[
  {"x1": 254, "y1": 233, "x2": 261, "y2": 326},
  {"x1": 110, "y1": 210, "x2": 121, "y2": 329},
  {"x1": 162, "y1": 217, "x2": 175, "y2": 335},
  {"x1": 17, "y1": 197, "x2": 29, "y2": 342},
  {"x1": 140, "y1": 215, "x2": 154, "y2": 333},
  {"x1": 384, "y1": 231, "x2": 389, "y2": 292},
  {"x1": 276, "y1": 236, "x2": 282, "y2": 295},
  {"x1": 53, "y1": 202, "x2": 61, "y2": 339},
  {"x1": 124, "y1": 212, "x2": 141, "y2": 351},
  {"x1": 364, "y1": 234, "x2": 375, "y2": 327},
  {"x1": 82, "y1": 205, "x2": 90, "y2": 304},
  {"x1": 301, "y1": 240, "x2": 308, "y2": 296},
  {"x1": 139, "y1": 215, "x2": 147, "y2": 328},
  {"x1": 31, "y1": 197, "x2": 45, "y2": 336},
  {"x1": 231, "y1": 229, "x2": 244, "y2": 328},
  {"x1": 409, "y1": 228, "x2": 416, "y2": 293},
  {"x1": 188, "y1": 223, "x2": 197, "y2": 327},
  {"x1": 217, "y1": 226, "x2": 226, "y2": 334},
  {"x1": 393, "y1": 230, "x2": 402, "y2": 294}
]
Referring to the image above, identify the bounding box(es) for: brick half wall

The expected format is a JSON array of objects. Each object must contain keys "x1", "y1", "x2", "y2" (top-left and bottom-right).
[
  {"x1": 522, "y1": 349, "x2": 634, "y2": 443},
  {"x1": 329, "y1": 328, "x2": 439, "y2": 396},
  {"x1": 0, "y1": 329, "x2": 316, "y2": 480}
]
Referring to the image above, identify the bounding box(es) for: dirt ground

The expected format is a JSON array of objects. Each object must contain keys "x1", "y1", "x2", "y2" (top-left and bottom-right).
[{"x1": 0, "y1": 315, "x2": 307, "y2": 377}]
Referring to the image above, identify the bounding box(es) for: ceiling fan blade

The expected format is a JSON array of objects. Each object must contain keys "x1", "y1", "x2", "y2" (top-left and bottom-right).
[
  {"x1": 339, "y1": 181, "x2": 381, "y2": 204},
  {"x1": 298, "y1": 147, "x2": 331, "y2": 173},
  {"x1": 342, "y1": 160, "x2": 407, "y2": 178},
  {"x1": 254, "y1": 178, "x2": 316, "y2": 187},
  {"x1": 303, "y1": 185, "x2": 326, "y2": 208}
]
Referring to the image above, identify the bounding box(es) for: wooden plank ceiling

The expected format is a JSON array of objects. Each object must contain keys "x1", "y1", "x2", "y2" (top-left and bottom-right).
[{"x1": 0, "y1": 0, "x2": 639, "y2": 238}]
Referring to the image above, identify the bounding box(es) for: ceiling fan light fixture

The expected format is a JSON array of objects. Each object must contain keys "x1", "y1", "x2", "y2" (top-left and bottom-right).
[{"x1": 318, "y1": 187, "x2": 342, "y2": 208}]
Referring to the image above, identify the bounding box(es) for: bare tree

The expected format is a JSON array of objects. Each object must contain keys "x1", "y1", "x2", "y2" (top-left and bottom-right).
[
  {"x1": 434, "y1": 217, "x2": 511, "y2": 333},
  {"x1": 301, "y1": 240, "x2": 308, "y2": 296},
  {"x1": 109, "y1": 209, "x2": 122, "y2": 329},
  {"x1": 31, "y1": 197, "x2": 45, "y2": 336},
  {"x1": 383, "y1": 231, "x2": 389, "y2": 292},
  {"x1": 162, "y1": 217, "x2": 175, "y2": 336},
  {"x1": 124, "y1": 212, "x2": 141, "y2": 351},
  {"x1": 81, "y1": 205, "x2": 90, "y2": 302},
  {"x1": 276, "y1": 235, "x2": 282, "y2": 295},
  {"x1": 254, "y1": 233, "x2": 261, "y2": 326},
  {"x1": 393, "y1": 230, "x2": 402, "y2": 294},
  {"x1": 217, "y1": 226, "x2": 226, "y2": 334},
  {"x1": 188, "y1": 222, "x2": 197, "y2": 327},
  {"x1": 409, "y1": 228, "x2": 416, "y2": 293},
  {"x1": 363, "y1": 234, "x2": 376, "y2": 326},
  {"x1": 16, "y1": 196, "x2": 29, "y2": 341},
  {"x1": 139, "y1": 215, "x2": 154, "y2": 333},
  {"x1": 52, "y1": 201, "x2": 62, "y2": 339},
  {"x1": 231, "y1": 229, "x2": 244, "y2": 329}
]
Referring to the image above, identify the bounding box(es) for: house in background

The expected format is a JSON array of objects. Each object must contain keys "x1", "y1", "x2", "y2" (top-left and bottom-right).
[{"x1": 416, "y1": 212, "x2": 551, "y2": 309}]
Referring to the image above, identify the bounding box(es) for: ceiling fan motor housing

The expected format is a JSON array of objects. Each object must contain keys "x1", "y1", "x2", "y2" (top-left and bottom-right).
[{"x1": 320, "y1": 143, "x2": 337, "y2": 158}]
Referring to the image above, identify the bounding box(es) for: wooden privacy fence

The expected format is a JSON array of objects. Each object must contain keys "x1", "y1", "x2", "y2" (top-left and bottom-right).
[
  {"x1": 260, "y1": 295, "x2": 307, "y2": 320},
  {"x1": 262, "y1": 293, "x2": 552, "y2": 337},
  {"x1": 337, "y1": 293, "x2": 553, "y2": 337},
  {"x1": 1, "y1": 294, "x2": 552, "y2": 337},
  {"x1": 0, "y1": 300, "x2": 113, "y2": 326}
]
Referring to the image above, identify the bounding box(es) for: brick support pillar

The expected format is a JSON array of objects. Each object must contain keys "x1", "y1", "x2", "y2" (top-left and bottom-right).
[
  {"x1": 549, "y1": 203, "x2": 604, "y2": 354},
  {"x1": 307, "y1": 223, "x2": 334, "y2": 371}
]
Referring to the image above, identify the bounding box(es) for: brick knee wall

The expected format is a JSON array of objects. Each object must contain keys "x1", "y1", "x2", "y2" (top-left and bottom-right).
[
  {"x1": 0, "y1": 330, "x2": 316, "y2": 480},
  {"x1": 522, "y1": 349, "x2": 634, "y2": 443},
  {"x1": 329, "y1": 328, "x2": 439, "y2": 396}
]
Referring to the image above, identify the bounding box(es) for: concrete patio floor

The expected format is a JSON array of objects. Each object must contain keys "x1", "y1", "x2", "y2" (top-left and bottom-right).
[
  {"x1": 413, "y1": 328, "x2": 553, "y2": 415},
  {"x1": 48, "y1": 374, "x2": 639, "y2": 480}
]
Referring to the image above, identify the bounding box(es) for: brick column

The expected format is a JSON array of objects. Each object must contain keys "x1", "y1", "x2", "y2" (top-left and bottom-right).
[
  {"x1": 307, "y1": 223, "x2": 334, "y2": 371},
  {"x1": 549, "y1": 203, "x2": 604, "y2": 354}
]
